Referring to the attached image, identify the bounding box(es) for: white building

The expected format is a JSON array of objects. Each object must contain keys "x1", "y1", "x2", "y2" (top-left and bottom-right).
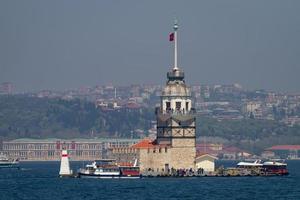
[
  {"x1": 243, "y1": 101, "x2": 262, "y2": 118},
  {"x1": 195, "y1": 154, "x2": 218, "y2": 172}
]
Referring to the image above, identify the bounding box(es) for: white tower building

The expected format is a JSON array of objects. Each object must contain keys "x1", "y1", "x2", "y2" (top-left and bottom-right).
[{"x1": 59, "y1": 149, "x2": 72, "y2": 177}]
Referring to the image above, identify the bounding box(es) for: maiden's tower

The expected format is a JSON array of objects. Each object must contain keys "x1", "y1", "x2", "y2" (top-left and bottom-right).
[{"x1": 136, "y1": 21, "x2": 196, "y2": 172}]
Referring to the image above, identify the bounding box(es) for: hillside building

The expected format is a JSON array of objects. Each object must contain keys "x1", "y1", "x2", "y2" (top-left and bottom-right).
[{"x1": 266, "y1": 145, "x2": 300, "y2": 159}]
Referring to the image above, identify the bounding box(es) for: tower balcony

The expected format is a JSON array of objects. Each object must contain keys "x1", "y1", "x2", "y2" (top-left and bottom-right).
[
  {"x1": 155, "y1": 107, "x2": 196, "y2": 116},
  {"x1": 167, "y1": 70, "x2": 184, "y2": 81}
]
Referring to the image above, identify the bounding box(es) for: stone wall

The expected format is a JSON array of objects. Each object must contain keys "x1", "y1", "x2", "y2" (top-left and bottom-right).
[
  {"x1": 139, "y1": 145, "x2": 196, "y2": 172},
  {"x1": 106, "y1": 147, "x2": 138, "y2": 163},
  {"x1": 170, "y1": 146, "x2": 196, "y2": 169},
  {"x1": 139, "y1": 147, "x2": 171, "y2": 172},
  {"x1": 172, "y1": 138, "x2": 195, "y2": 147}
]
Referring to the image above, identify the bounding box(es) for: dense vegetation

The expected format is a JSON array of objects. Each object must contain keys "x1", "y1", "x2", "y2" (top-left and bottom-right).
[
  {"x1": 198, "y1": 117, "x2": 300, "y2": 154},
  {"x1": 0, "y1": 95, "x2": 154, "y2": 139},
  {"x1": 1, "y1": 95, "x2": 300, "y2": 154}
]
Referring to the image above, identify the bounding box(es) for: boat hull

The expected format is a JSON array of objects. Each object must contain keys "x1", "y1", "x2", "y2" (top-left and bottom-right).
[
  {"x1": 0, "y1": 163, "x2": 19, "y2": 169},
  {"x1": 78, "y1": 173, "x2": 140, "y2": 179}
]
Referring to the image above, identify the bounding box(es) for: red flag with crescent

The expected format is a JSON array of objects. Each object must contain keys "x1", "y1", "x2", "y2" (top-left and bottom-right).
[{"x1": 169, "y1": 32, "x2": 174, "y2": 41}]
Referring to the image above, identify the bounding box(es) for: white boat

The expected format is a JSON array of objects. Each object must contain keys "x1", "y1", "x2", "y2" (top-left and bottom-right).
[
  {"x1": 0, "y1": 154, "x2": 20, "y2": 169},
  {"x1": 78, "y1": 160, "x2": 120, "y2": 178},
  {"x1": 78, "y1": 159, "x2": 140, "y2": 179},
  {"x1": 261, "y1": 160, "x2": 289, "y2": 175},
  {"x1": 236, "y1": 159, "x2": 288, "y2": 175},
  {"x1": 237, "y1": 160, "x2": 263, "y2": 168}
]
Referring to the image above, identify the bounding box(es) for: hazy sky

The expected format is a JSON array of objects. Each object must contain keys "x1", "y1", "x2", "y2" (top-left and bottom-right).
[{"x1": 1, "y1": 0, "x2": 300, "y2": 92}]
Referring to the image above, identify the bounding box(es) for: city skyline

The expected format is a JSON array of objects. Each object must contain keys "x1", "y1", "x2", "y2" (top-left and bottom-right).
[{"x1": 1, "y1": 0, "x2": 300, "y2": 92}]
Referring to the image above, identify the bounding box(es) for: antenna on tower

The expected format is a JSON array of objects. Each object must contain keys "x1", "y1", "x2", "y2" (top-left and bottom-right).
[{"x1": 173, "y1": 19, "x2": 179, "y2": 70}]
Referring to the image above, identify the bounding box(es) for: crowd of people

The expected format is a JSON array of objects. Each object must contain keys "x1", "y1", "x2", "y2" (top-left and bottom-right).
[{"x1": 145, "y1": 167, "x2": 205, "y2": 177}]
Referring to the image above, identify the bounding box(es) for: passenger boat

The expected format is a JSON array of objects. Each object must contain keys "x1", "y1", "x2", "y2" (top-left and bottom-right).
[
  {"x1": 119, "y1": 166, "x2": 140, "y2": 178},
  {"x1": 262, "y1": 160, "x2": 289, "y2": 175},
  {"x1": 236, "y1": 159, "x2": 289, "y2": 176},
  {"x1": 78, "y1": 159, "x2": 140, "y2": 179},
  {"x1": 237, "y1": 160, "x2": 263, "y2": 168},
  {"x1": 0, "y1": 154, "x2": 20, "y2": 169}
]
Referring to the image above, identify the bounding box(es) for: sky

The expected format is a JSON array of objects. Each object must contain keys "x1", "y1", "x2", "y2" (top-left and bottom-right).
[{"x1": 0, "y1": 0, "x2": 300, "y2": 92}]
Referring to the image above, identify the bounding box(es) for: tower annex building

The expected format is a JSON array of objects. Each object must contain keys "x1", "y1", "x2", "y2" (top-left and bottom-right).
[{"x1": 135, "y1": 20, "x2": 197, "y2": 172}]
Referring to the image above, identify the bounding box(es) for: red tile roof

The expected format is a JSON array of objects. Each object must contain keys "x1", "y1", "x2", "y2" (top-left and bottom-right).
[
  {"x1": 267, "y1": 145, "x2": 300, "y2": 150},
  {"x1": 222, "y1": 146, "x2": 242, "y2": 153},
  {"x1": 131, "y1": 139, "x2": 155, "y2": 149},
  {"x1": 131, "y1": 138, "x2": 170, "y2": 149}
]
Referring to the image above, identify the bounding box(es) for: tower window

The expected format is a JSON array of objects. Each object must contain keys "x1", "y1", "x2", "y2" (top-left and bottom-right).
[
  {"x1": 166, "y1": 102, "x2": 171, "y2": 110},
  {"x1": 186, "y1": 102, "x2": 189, "y2": 110},
  {"x1": 176, "y1": 102, "x2": 181, "y2": 110}
]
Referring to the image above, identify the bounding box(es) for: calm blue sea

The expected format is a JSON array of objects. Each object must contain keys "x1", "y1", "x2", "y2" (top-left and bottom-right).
[{"x1": 0, "y1": 160, "x2": 300, "y2": 200}]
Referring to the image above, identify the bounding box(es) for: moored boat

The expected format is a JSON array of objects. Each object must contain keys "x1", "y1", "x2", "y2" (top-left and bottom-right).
[
  {"x1": 262, "y1": 160, "x2": 289, "y2": 175},
  {"x1": 78, "y1": 159, "x2": 140, "y2": 179},
  {"x1": 235, "y1": 159, "x2": 289, "y2": 176},
  {"x1": 0, "y1": 154, "x2": 19, "y2": 169},
  {"x1": 119, "y1": 166, "x2": 140, "y2": 178}
]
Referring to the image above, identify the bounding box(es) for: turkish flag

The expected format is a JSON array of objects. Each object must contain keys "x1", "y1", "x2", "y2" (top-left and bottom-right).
[{"x1": 169, "y1": 32, "x2": 174, "y2": 41}]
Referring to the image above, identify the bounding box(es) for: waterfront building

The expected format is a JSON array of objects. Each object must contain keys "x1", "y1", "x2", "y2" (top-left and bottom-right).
[
  {"x1": 195, "y1": 154, "x2": 218, "y2": 172},
  {"x1": 1, "y1": 138, "x2": 138, "y2": 161},
  {"x1": 266, "y1": 145, "x2": 300, "y2": 159}
]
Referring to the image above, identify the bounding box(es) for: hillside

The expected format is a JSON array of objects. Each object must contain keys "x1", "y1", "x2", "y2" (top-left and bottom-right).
[
  {"x1": 1, "y1": 95, "x2": 300, "y2": 154},
  {"x1": 0, "y1": 95, "x2": 154, "y2": 139}
]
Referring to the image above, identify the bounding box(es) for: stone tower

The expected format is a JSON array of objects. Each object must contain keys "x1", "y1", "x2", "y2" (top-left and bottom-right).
[
  {"x1": 136, "y1": 20, "x2": 196, "y2": 172},
  {"x1": 156, "y1": 20, "x2": 196, "y2": 169}
]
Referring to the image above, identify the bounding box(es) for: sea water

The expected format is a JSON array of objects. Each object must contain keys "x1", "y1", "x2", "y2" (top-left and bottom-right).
[{"x1": 0, "y1": 160, "x2": 300, "y2": 200}]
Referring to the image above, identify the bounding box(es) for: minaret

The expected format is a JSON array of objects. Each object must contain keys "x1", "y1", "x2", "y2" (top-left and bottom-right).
[{"x1": 156, "y1": 20, "x2": 196, "y2": 169}]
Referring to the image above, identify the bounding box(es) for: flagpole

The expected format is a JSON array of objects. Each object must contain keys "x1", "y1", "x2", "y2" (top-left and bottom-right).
[{"x1": 174, "y1": 20, "x2": 178, "y2": 70}]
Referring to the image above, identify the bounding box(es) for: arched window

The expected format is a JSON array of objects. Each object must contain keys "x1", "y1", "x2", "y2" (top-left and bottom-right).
[
  {"x1": 176, "y1": 102, "x2": 181, "y2": 110},
  {"x1": 166, "y1": 102, "x2": 171, "y2": 110}
]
